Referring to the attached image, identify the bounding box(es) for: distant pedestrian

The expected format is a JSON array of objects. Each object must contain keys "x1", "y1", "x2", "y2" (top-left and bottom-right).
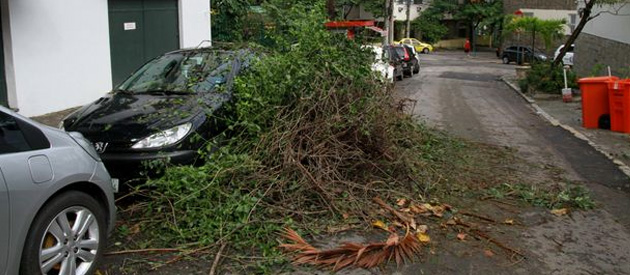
[{"x1": 464, "y1": 39, "x2": 471, "y2": 57}]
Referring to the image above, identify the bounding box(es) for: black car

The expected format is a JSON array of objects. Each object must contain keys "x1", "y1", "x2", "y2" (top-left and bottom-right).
[
  {"x1": 382, "y1": 45, "x2": 404, "y2": 81},
  {"x1": 400, "y1": 44, "x2": 420, "y2": 75},
  {"x1": 61, "y1": 48, "x2": 252, "y2": 178},
  {"x1": 501, "y1": 46, "x2": 548, "y2": 65},
  {"x1": 391, "y1": 45, "x2": 414, "y2": 77}
]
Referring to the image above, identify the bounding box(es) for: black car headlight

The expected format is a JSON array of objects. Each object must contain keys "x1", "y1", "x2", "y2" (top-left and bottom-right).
[{"x1": 132, "y1": 123, "x2": 193, "y2": 149}]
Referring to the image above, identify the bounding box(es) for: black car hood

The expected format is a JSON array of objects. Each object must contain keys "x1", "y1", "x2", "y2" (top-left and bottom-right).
[{"x1": 65, "y1": 92, "x2": 229, "y2": 143}]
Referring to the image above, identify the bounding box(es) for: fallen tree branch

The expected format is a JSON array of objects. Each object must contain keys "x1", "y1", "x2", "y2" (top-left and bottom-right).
[
  {"x1": 472, "y1": 230, "x2": 525, "y2": 258},
  {"x1": 209, "y1": 242, "x2": 228, "y2": 275},
  {"x1": 460, "y1": 211, "x2": 497, "y2": 223},
  {"x1": 373, "y1": 197, "x2": 414, "y2": 225},
  {"x1": 105, "y1": 248, "x2": 181, "y2": 256}
]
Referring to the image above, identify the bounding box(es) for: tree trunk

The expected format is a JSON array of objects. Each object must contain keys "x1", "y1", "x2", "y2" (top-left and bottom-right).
[
  {"x1": 326, "y1": 0, "x2": 336, "y2": 20},
  {"x1": 384, "y1": 0, "x2": 394, "y2": 45},
  {"x1": 552, "y1": 0, "x2": 596, "y2": 67},
  {"x1": 405, "y1": 0, "x2": 411, "y2": 38},
  {"x1": 532, "y1": 27, "x2": 536, "y2": 63}
]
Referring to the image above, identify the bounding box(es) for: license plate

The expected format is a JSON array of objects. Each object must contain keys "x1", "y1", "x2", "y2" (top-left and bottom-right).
[{"x1": 112, "y1": 178, "x2": 119, "y2": 193}]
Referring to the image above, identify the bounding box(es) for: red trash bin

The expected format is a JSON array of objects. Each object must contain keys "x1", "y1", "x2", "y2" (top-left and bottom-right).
[
  {"x1": 578, "y1": 76, "x2": 619, "y2": 129},
  {"x1": 607, "y1": 80, "x2": 630, "y2": 133}
]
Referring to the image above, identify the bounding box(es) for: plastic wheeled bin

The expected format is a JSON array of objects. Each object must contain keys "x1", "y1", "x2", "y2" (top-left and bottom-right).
[
  {"x1": 607, "y1": 80, "x2": 630, "y2": 133},
  {"x1": 578, "y1": 76, "x2": 619, "y2": 129}
]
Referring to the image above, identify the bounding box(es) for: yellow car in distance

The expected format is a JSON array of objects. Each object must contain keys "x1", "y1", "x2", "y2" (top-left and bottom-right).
[{"x1": 396, "y1": 38, "x2": 434, "y2": 54}]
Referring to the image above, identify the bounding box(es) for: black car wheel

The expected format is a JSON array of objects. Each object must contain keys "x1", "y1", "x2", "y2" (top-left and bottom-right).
[
  {"x1": 413, "y1": 63, "x2": 420, "y2": 74},
  {"x1": 396, "y1": 70, "x2": 403, "y2": 81},
  {"x1": 20, "y1": 191, "x2": 107, "y2": 275},
  {"x1": 422, "y1": 48, "x2": 429, "y2": 54},
  {"x1": 502, "y1": 56, "x2": 510, "y2": 64}
]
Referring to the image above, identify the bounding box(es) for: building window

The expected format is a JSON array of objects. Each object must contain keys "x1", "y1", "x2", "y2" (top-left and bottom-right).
[{"x1": 569, "y1": 14, "x2": 577, "y2": 32}]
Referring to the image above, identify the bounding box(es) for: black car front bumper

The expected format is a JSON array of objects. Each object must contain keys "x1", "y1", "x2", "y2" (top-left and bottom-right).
[{"x1": 100, "y1": 150, "x2": 197, "y2": 178}]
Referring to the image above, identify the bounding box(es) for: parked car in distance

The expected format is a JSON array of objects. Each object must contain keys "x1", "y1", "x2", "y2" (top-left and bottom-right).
[
  {"x1": 365, "y1": 45, "x2": 395, "y2": 83},
  {"x1": 397, "y1": 38, "x2": 434, "y2": 54},
  {"x1": 400, "y1": 44, "x2": 420, "y2": 75},
  {"x1": 61, "y1": 48, "x2": 254, "y2": 179},
  {"x1": 382, "y1": 45, "x2": 405, "y2": 81},
  {"x1": 501, "y1": 46, "x2": 548, "y2": 65},
  {"x1": 554, "y1": 44, "x2": 574, "y2": 66},
  {"x1": 391, "y1": 45, "x2": 414, "y2": 77},
  {"x1": 0, "y1": 106, "x2": 116, "y2": 275}
]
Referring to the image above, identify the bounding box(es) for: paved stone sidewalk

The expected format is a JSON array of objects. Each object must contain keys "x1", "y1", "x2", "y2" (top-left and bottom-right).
[{"x1": 503, "y1": 76, "x2": 630, "y2": 179}]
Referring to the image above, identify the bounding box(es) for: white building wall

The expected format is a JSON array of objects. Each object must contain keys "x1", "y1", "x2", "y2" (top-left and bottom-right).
[
  {"x1": 393, "y1": 3, "x2": 430, "y2": 21},
  {"x1": 179, "y1": 0, "x2": 212, "y2": 48},
  {"x1": 520, "y1": 8, "x2": 577, "y2": 35},
  {"x1": 582, "y1": 3, "x2": 630, "y2": 44},
  {"x1": 356, "y1": 2, "x2": 430, "y2": 22},
  {"x1": 6, "y1": 0, "x2": 112, "y2": 117}
]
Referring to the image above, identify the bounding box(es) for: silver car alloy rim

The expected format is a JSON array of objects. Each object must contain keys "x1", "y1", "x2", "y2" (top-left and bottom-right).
[{"x1": 39, "y1": 206, "x2": 99, "y2": 275}]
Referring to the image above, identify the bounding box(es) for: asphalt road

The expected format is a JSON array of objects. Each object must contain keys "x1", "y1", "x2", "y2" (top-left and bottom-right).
[{"x1": 396, "y1": 51, "x2": 630, "y2": 275}]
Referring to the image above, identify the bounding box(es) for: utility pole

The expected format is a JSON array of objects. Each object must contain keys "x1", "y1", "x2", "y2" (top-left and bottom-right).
[
  {"x1": 405, "y1": 0, "x2": 411, "y2": 38},
  {"x1": 384, "y1": 0, "x2": 394, "y2": 45}
]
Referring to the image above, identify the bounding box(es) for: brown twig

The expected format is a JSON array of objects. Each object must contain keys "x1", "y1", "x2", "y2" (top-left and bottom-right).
[
  {"x1": 472, "y1": 230, "x2": 525, "y2": 258},
  {"x1": 105, "y1": 248, "x2": 181, "y2": 256},
  {"x1": 209, "y1": 242, "x2": 228, "y2": 275},
  {"x1": 373, "y1": 197, "x2": 414, "y2": 225},
  {"x1": 489, "y1": 199, "x2": 518, "y2": 207},
  {"x1": 460, "y1": 211, "x2": 497, "y2": 223}
]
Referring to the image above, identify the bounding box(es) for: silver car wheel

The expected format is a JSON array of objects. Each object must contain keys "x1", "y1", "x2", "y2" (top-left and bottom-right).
[{"x1": 39, "y1": 206, "x2": 100, "y2": 275}]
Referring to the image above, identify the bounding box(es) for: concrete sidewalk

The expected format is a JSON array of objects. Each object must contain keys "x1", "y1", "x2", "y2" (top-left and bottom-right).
[{"x1": 503, "y1": 76, "x2": 630, "y2": 179}]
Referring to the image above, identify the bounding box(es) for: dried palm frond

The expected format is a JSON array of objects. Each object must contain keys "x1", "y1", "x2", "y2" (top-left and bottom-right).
[{"x1": 279, "y1": 228, "x2": 423, "y2": 271}]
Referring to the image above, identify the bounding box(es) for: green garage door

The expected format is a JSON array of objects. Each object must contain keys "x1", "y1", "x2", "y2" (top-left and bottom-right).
[{"x1": 109, "y1": 0, "x2": 179, "y2": 86}]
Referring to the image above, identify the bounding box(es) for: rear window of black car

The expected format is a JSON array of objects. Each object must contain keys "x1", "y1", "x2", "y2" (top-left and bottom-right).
[{"x1": 118, "y1": 51, "x2": 237, "y2": 94}]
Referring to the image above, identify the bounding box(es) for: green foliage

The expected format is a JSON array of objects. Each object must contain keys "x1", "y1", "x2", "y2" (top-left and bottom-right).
[
  {"x1": 519, "y1": 62, "x2": 578, "y2": 94},
  {"x1": 211, "y1": 0, "x2": 252, "y2": 42},
  {"x1": 411, "y1": 13, "x2": 449, "y2": 43},
  {"x1": 457, "y1": 0, "x2": 503, "y2": 29},
  {"x1": 418, "y1": 0, "x2": 503, "y2": 40},
  {"x1": 504, "y1": 16, "x2": 566, "y2": 49},
  {"x1": 486, "y1": 183, "x2": 596, "y2": 210},
  {"x1": 130, "y1": 1, "x2": 460, "y2": 269}
]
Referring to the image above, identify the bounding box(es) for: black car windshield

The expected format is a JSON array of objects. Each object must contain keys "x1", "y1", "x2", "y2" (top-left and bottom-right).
[{"x1": 117, "y1": 51, "x2": 235, "y2": 94}]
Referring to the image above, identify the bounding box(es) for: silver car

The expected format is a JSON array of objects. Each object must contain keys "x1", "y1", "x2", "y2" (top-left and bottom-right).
[{"x1": 0, "y1": 106, "x2": 116, "y2": 275}]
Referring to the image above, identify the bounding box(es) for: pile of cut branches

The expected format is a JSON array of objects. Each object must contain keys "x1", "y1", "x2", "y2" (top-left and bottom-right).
[{"x1": 119, "y1": 2, "x2": 505, "y2": 271}]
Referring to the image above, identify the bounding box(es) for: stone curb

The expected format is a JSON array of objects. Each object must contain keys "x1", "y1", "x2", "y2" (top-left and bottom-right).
[{"x1": 501, "y1": 76, "x2": 630, "y2": 179}]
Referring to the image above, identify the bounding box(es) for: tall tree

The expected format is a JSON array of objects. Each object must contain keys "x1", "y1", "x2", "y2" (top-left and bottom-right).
[
  {"x1": 326, "y1": 0, "x2": 336, "y2": 19},
  {"x1": 504, "y1": 17, "x2": 565, "y2": 50},
  {"x1": 553, "y1": 0, "x2": 629, "y2": 66}
]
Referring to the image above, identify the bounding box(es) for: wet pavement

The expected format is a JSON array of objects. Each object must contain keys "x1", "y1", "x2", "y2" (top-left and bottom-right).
[{"x1": 397, "y1": 51, "x2": 630, "y2": 274}]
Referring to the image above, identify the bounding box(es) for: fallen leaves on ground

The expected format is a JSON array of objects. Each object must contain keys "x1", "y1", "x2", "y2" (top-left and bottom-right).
[
  {"x1": 397, "y1": 198, "x2": 408, "y2": 206},
  {"x1": 416, "y1": 232, "x2": 431, "y2": 243},
  {"x1": 551, "y1": 208, "x2": 569, "y2": 216},
  {"x1": 484, "y1": 250, "x2": 495, "y2": 257},
  {"x1": 457, "y1": 233, "x2": 467, "y2": 241},
  {"x1": 372, "y1": 220, "x2": 390, "y2": 232},
  {"x1": 503, "y1": 219, "x2": 514, "y2": 225},
  {"x1": 417, "y1": 225, "x2": 429, "y2": 234}
]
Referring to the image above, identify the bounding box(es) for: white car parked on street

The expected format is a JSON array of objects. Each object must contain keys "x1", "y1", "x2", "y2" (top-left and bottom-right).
[{"x1": 365, "y1": 45, "x2": 395, "y2": 83}]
